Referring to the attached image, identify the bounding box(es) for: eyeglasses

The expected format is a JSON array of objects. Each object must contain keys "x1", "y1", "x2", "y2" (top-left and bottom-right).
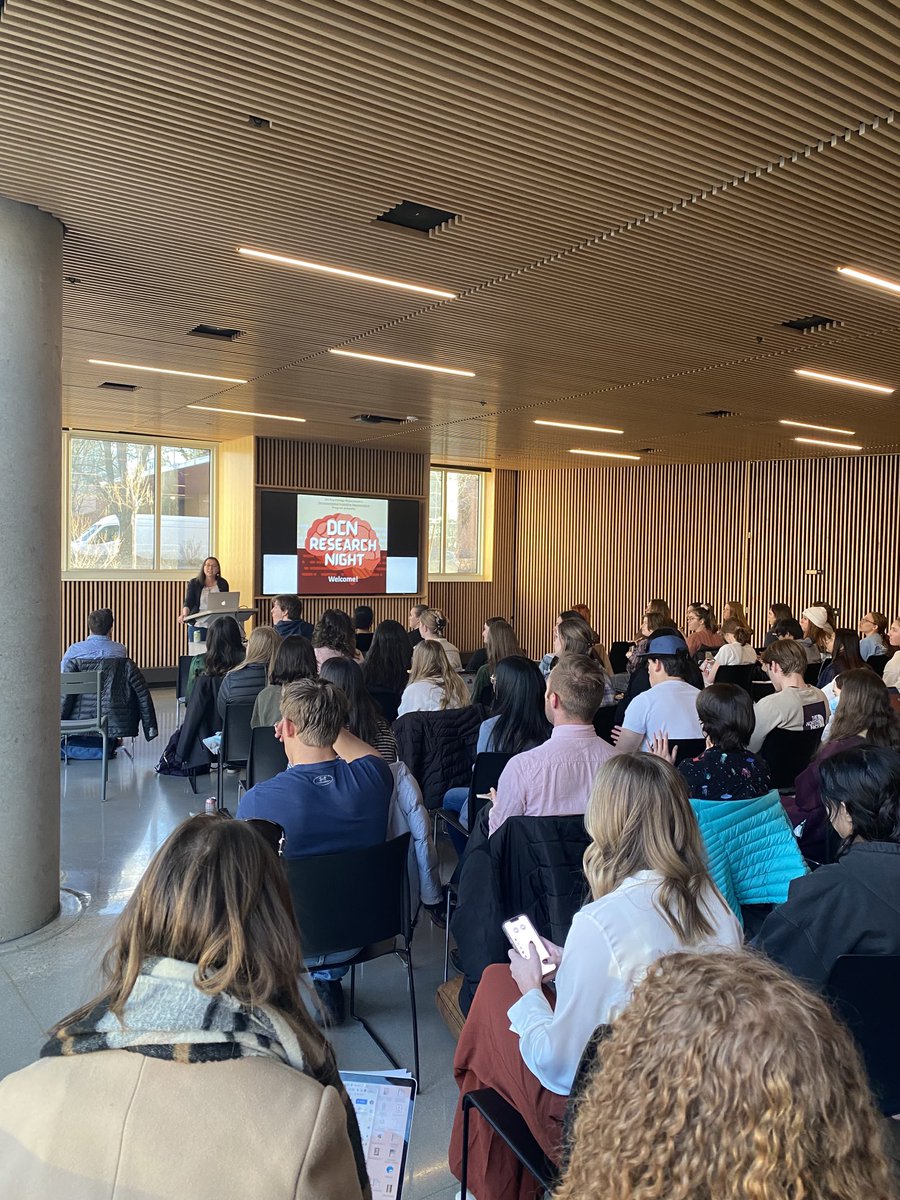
[{"x1": 859, "y1": 617, "x2": 876, "y2": 627}]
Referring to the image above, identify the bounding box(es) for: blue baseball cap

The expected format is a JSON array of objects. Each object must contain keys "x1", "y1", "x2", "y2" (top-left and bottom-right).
[{"x1": 634, "y1": 634, "x2": 689, "y2": 657}]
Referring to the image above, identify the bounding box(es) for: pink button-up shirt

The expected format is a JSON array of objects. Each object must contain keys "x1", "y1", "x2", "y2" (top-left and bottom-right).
[{"x1": 488, "y1": 723, "x2": 617, "y2": 835}]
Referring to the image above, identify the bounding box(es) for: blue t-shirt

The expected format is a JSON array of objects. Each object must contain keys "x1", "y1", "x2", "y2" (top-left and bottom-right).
[{"x1": 236, "y1": 754, "x2": 392, "y2": 859}]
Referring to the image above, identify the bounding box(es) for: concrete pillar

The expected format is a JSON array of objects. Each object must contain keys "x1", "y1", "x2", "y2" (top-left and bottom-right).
[{"x1": 0, "y1": 195, "x2": 63, "y2": 941}]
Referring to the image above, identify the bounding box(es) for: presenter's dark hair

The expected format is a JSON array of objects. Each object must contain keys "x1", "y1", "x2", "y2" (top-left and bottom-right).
[
  {"x1": 353, "y1": 605, "x2": 374, "y2": 631},
  {"x1": 820, "y1": 744, "x2": 900, "y2": 847},
  {"x1": 194, "y1": 557, "x2": 221, "y2": 584},
  {"x1": 362, "y1": 620, "x2": 413, "y2": 694},
  {"x1": 203, "y1": 616, "x2": 244, "y2": 677},
  {"x1": 273, "y1": 594, "x2": 302, "y2": 621},
  {"x1": 270, "y1": 635, "x2": 317, "y2": 686},
  {"x1": 311, "y1": 609, "x2": 356, "y2": 657},
  {"x1": 696, "y1": 684, "x2": 754, "y2": 752},
  {"x1": 319, "y1": 656, "x2": 385, "y2": 747},
  {"x1": 87, "y1": 608, "x2": 114, "y2": 636},
  {"x1": 490, "y1": 657, "x2": 551, "y2": 756}
]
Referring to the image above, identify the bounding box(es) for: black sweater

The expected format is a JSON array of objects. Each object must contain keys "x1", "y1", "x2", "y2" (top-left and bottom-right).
[{"x1": 183, "y1": 576, "x2": 229, "y2": 614}]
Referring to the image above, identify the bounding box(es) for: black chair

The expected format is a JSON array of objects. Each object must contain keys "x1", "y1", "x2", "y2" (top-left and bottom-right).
[
  {"x1": 176, "y1": 654, "x2": 191, "y2": 711},
  {"x1": 672, "y1": 737, "x2": 707, "y2": 766},
  {"x1": 714, "y1": 664, "x2": 755, "y2": 695},
  {"x1": 803, "y1": 662, "x2": 822, "y2": 685},
  {"x1": 283, "y1": 834, "x2": 419, "y2": 1081},
  {"x1": 825, "y1": 955, "x2": 900, "y2": 1116},
  {"x1": 215, "y1": 701, "x2": 255, "y2": 809},
  {"x1": 608, "y1": 641, "x2": 633, "y2": 675},
  {"x1": 593, "y1": 705, "x2": 618, "y2": 743},
  {"x1": 759, "y1": 727, "x2": 823, "y2": 790},
  {"x1": 239, "y1": 724, "x2": 288, "y2": 796},
  {"x1": 867, "y1": 654, "x2": 890, "y2": 678},
  {"x1": 245, "y1": 818, "x2": 285, "y2": 856}
]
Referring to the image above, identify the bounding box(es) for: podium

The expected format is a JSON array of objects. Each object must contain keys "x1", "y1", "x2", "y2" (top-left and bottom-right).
[{"x1": 184, "y1": 608, "x2": 256, "y2": 655}]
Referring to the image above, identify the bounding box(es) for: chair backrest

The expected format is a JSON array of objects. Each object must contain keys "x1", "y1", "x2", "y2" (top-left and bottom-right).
[
  {"x1": 245, "y1": 724, "x2": 288, "y2": 789},
  {"x1": 220, "y1": 701, "x2": 255, "y2": 764},
  {"x1": 803, "y1": 662, "x2": 821, "y2": 685},
  {"x1": 176, "y1": 654, "x2": 192, "y2": 700},
  {"x1": 496, "y1": 815, "x2": 591, "y2": 946},
  {"x1": 672, "y1": 737, "x2": 707, "y2": 766},
  {"x1": 759, "y1": 727, "x2": 823, "y2": 789},
  {"x1": 592, "y1": 705, "x2": 618, "y2": 743},
  {"x1": 867, "y1": 654, "x2": 889, "y2": 678},
  {"x1": 825, "y1": 954, "x2": 900, "y2": 1115},
  {"x1": 468, "y1": 752, "x2": 514, "y2": 824},
  {"x1": 713, "y1": 664, "x2": 755, "y2": 695},
  {"x1": 608, "y1": 641, "x2": 633, "y2": 675},
  {"x1": 282, "y1": 833, "x2": 411, "y2": 956},
  {"x1": 245, "y1": 818, "x2": 286, "y2": 856},
  {"x1": 60, "y1": 670, "x2": 101, "y2": 699}
]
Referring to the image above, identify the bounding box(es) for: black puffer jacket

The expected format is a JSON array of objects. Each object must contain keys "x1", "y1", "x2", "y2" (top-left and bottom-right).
[
  {"x1": 392, "y1": 705, "x2": 484, "y2": 809},
  {"x1": 62, "y1": 656, "x2": 158, "y2": 741},
  {"x1": 452, "y1": 810, "x2": 591, "y2": 1013},
  {"x1": 217, "y1": 662, "x2": 268, "y2": 720}
]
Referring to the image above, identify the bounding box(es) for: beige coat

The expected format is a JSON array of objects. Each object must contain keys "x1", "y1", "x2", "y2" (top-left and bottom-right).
[{"x1": 0, "y1": 1050, "x2": 367, "y2": 1200}]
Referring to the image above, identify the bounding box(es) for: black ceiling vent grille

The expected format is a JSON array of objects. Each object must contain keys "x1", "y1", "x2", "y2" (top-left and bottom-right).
[
  {"x1": 189, "y1": 324, "x2": 245, "y2": 341},
  {"x1": 353, "y1": 413, "x2": 410, "y2": 425},
  {"x1": 99, "y1": 381, "x2": 139, "y2": 392},
  {"x1": 700, "y1": 409, "x2": 739, "y2": 418},
  {"x1": 376, "y1": 200, "x2": 460, "y2": 234},
  {"x1": 636, "y1": 446, "x2": 662, "y2": 454},
  {"x1": 781, "y1": 314, "x2": 843, "y2": 334}
]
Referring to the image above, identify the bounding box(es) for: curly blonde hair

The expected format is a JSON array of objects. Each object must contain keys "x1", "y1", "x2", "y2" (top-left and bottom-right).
[{"x1": 554, "y1": 951, "x2": 895, "y2": 1200}]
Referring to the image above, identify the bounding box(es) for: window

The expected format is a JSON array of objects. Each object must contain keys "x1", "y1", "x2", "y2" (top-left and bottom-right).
[
  {"x1": 65, "y1": 433, "x2": 213, "y2": 573},
  {"x1": 428, "y1": 467, "x2": 490, "y2": 578}
]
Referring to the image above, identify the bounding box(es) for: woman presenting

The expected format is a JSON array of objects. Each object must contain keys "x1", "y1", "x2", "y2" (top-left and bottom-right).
[{"x1": 180, "y1": 557, "x2": 229, "y2": 643}]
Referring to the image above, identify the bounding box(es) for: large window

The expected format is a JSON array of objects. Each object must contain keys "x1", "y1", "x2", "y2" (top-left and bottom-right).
[
  {"x1": 65, "y1": 433, "x2": 213, "y2": 572},
  {"x1": 428, "y1": 467, "x2": 489, "y2": 578}
]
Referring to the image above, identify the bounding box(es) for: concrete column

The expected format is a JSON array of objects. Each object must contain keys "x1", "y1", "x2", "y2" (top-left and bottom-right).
[{"x1": 0, "y1": 195, "x2": 63, "y2": 941}]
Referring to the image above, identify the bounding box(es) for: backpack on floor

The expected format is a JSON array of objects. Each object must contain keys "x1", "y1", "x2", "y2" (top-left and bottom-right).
[{"x1": 155, "y1": 728, "x2": 209, "y2": 778}]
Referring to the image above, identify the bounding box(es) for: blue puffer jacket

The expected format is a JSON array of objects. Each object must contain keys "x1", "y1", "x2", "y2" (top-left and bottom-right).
[{"x1": 690, "y1": 791, "x2": 808, "y2": 923}]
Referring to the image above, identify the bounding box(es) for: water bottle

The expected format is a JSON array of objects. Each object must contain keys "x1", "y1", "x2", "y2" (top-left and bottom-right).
[
  {"x1": 205, "y1": 797, "x2": 217, "y2": 815},
  {"x1": 193, "y1": 628, "x2": 201, "y2": 645}
]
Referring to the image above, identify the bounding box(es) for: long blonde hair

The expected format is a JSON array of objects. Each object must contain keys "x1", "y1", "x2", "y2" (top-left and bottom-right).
[
  {"x1": 229, "y1": 625, "x2": 280, "y2": 676},
  {"x1": 407, "y1": 639, "x2": 469, "y2": 709},
  {"x1": 583, "y1": 754, "x2": 717, "y2": 943},
  {"x1": 554, "y1": 951, "x2": 895, "y2": 1200}
]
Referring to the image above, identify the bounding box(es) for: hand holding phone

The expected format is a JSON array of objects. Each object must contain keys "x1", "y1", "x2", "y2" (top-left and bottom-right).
[{"x1": 502, "y1": 914, "x2": 554, "y2": 977}]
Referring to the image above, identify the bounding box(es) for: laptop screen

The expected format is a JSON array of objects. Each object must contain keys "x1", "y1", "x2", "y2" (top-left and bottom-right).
[{"x1": 340, "y1": 1071, "x2": 417, "y2": 1198}]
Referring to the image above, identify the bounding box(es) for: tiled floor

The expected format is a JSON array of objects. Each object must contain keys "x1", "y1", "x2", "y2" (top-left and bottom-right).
[{"x1": 0, "y1": 689, "x2": 461, "y2": 1200}]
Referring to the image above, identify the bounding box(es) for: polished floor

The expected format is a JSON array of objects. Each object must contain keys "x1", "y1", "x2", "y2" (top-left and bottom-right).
[{"x1": 0, "y1": 689, "x2": 461, "y2": 1200}]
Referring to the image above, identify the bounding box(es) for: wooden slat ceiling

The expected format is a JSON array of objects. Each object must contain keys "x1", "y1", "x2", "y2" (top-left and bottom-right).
[{"x1": 3, "y1": 0, "x2": 900, "y2": 466}]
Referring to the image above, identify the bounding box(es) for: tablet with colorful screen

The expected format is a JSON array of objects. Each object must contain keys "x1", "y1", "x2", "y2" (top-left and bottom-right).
[{"x1": 340, "y1": 1070, "x2": 417, "y2": 1198}]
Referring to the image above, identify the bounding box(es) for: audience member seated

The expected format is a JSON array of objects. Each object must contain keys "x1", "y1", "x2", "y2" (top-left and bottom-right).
[
  {"x1": 553, "y1": 951, "x2": 895, "y2": 1200},
  {"x1": 488, "y1": 654, "x2": 616, "y2": 835},
  {"x1": 885, "y1": 616, "x2": 900, "y2": 689},
  {"x1": 615, "y1": 615, "x2": 681, "y2": 718},
  {"x1": 465, "y1": 615, "x2": 504, "y2": 673},
  {"x1": 0, "y1": 814, "x2": 368, "y2": 1200},
  {"x1": 763, "y1": 601, "x2": 794, "y2": 646},
  {"x1": 216, "y1": 625, "x2": 280, "y2": 720},
  {"x1": 789, "y1": 669, "x2": 900, "y2": 863},
  {"x1": 772, "y1": 615, "x2": 804, "y2": 643},
  {"x1": 360, "y1": 618, "x2": 412, "y2": 722},
  {"x1": 710, "y1": 617, "x2": 757, "y2": 666},
  {"x1": 757, "y1": 744, "x2": 900, "y2": 989},
  {"x1": 569, "y1": 604, "x2": 615, "y2": 676},
  {"x1": 62, "y1": 649, "x2": 157, "y2": 751},
  {"x1": 61, "y1": 607, "x2": 127, "y2": 671},
  {"x1": 270, "y1": 593, "x2": 313, "y2": 639},
  {"x1": 812, "y1": 597, "x2": 839, "y2": 630},
  {"x1": 545, "y1": 616, "x2": 616, "y2": 707},
  {"x1": 352, "y1": 605, "x2": 374, "y2": 655},
  {"x1": 676, "y1": 683, "x2": 772, "y2": 800},
  {"x1": 312, "y1": 608, "x2": 363, "y2": 667},
  {"x1": 319, "y1": 656, "x2": 398, "y2": 762},
  {"x1": 442, "y1": 656, "x2": 551, "y2": 830},
  {"x1": 397, "y1": 640, "x2": 470, "y2": 717},
  {"x1": 416, "y1": 607, "x2": 463, "y2": 671},
  {"x1": 174, "y1": 618, "x2": 244, "y2": 773},
  {"x1": 684, "y1": 601, "x2": 723, "y2": 657},
  {"x1": 449, "y1": 755, "x2": 741, "y2": 1199},
  {"x1": 407, "y1": 601, "x2": 428, "y2": 648},
  {"x1": 798, "y1": 605, "x2": 832, "y2": 664},
  {"x1": 748, "y1": 639, "x2": 828, "y2": 754},
  {"x1": 858, "y1": 609, "x2": 890, "y2": 660},
  {"x1": 614, "y1": 633, "x2": 703, "y2": 753},
  {"x1": 471, "y1": 618, "x2": 521, "y2": 705},
  {"x1": 251, "y1": 634, "x2": 317, "y2": 728},
  {"x1": 186, "y1": 613, "x2": 245, "y2": 698},
  {"x1": 645, "y1": 596, "x2": 673, "y2": 625},
  {"x1": 237, "y1": 678, "x2": 393, "y2": 1024},
  {"x1": 817, "y1": 627, "x2": 866, "y2": 689},
  {"x1": 721, "y1": 599, "x2": 750, "y2": 630}
]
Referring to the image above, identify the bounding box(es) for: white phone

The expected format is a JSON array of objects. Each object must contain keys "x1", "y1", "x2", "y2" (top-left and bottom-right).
[{"x1": 502, "y1": 913, "x2": 554, "y2": 976}]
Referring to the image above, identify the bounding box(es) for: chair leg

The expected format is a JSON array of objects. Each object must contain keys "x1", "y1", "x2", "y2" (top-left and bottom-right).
[
  {"x1": 460, "y1": 1094, "x2": 472, "y2": 1198},
  {"x1": 100, "y1": 730, "x2": 108, "y2": 804},
  {"x1": 348, "y1": 961, "x2": 402, "y2": 1072},
  {"x1": 443, "y1": 886, "x2": 453, "y2": 983},
  {"x1": 406, "y1": 948, "x2": 420, "y2": 1084},
  {"x1": 188, "y1": 770, "x2": 198, "y2": 795},
  {"x1": 216, "y1": 755, "x2": 224, "y2": 809}
]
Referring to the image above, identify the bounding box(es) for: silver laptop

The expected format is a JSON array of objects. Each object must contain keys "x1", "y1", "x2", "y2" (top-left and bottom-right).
[{"x1": 207, "y1": 592, "x2": 240, "y2": 613}]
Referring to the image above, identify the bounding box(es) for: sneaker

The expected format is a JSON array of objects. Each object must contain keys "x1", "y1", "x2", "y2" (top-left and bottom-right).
[{"x1": 313, "y1": 979, "x2": 346, "y2": 1027}]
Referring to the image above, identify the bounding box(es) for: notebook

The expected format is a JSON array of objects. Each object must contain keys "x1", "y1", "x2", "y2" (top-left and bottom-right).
[{"x1": 340, "y1": 1070, "x2": 417, "y2": 1198}]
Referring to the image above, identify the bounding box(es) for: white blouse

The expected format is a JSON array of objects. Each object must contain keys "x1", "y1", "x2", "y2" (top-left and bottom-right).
[
  {"x1": 883, "y1": 651, "x2": 900, "y2": 689},
  {"x1": 714, "y1": 642, "x2": 758, "y2": 666},
  {"x1": 397, "y1": 680, "x2": 464, "y2": 717},
  {"x1": 506, "y1": 871, "x2": 742, "y2": 1095}
]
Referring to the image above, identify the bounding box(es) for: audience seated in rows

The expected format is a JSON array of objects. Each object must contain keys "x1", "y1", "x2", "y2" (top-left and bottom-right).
[
  {"x1": 397, "y1": 640, "x2": 469, "y2": 717},
  {"x1": 748, "y1": 638, "x2": 828, "y2": 754},
  {"x1": 721, "y1": 599, "x2": 751, "y2": 630},
  {"x1": 489, "y1": 655, "x2": 616, "y2": 835},
  {"x1": 615, "y1": 615, "x2": 683, "y2": 718},
  {"x1": 251, "y1": 634, "x2": 317, "y2": 728},
  {"x1": 471, "y1": 618, "x2": 521, "y2": 705},
  {"x1": 271, "y1": 593, "x2": 313, "y2": 640},
  {"x1": 61, "y1": 606, "x2": 127, "y2": 671},
  {"x1": 817, "y1": 627, "x2": 865, "y2": 689},
  {"x1": 676, "y1": 683, "x2": 772, "y2": 800},
  {"x1": 763, "y1": 601, "x2": 793, "y2": 646},
  {"x1": 352, "y1": 604, "x2": 374, "y2": 655},
  {"x1": 319, "y1": 656, "x2": 398, "y2": 762},
  {"x1": 416, "y1": 607, "x2": 463, "y2": 671},
  {"x1": 540, "y1": 616, "x2": 616, "y2": 707},
  {"x1": 684, "y1": 601, "x2": 723, "y2": 657},
  {"x1": 185, "y1": 612, "x2": 245, "y2": 699},
  {"x1": 798, "y1": 605, "x2": 832, "y2": 664},
  {"x1": 757, "y1": 744, "x2": 900, "y2": 988},
  {"x1": 0, "y1": 815, "x2": 369, "y2": 1199},
  {"x1": 711, "y1": 617, "x2": 757, "y2": 667},
  {"x1": 553, "y1": 951, "x2": 895, "y2": 1200},
  {"x1": 312, "y1": 608, "x2": 363, "y2": 667},
  {"x1": 464, "y1": 615, "x2": 505, "y2": 674},
  {"x1": 237, "y1": 678, "x2": 393, "y2": 1024},
  {"x1": 449, "y1": 754, "x2": 742, "y2": 1198},
  {"x1": 614, "y1": 633, "x2": 703, "y2": 754},
  {"x1": 360, "y1": 618, "x2": 412, "y2": 723},
  {"x1": 407, "y1": 602, "x2": 428, "y2": 648},
  {"x1": 858, "y1": 609, "x2": 890, "y2": 661},
  {"x1": 216, "y1": 625, "x2": 280, "y2": 720}
]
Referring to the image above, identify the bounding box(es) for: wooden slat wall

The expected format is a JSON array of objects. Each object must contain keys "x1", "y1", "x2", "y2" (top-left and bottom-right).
[
  {"x1": 431, "y1": 469, "x2": 518, "y2": 656},
  {"x1": 60, "y1": 578, "x2": 187, "y2": 671}
]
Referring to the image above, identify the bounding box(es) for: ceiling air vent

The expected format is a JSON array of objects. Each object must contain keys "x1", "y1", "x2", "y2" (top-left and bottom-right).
[
  {"x1": 188, "y1": 324, "x2": 245, "y2": 341},
  {"x1": 376, "y1": 200, "x2": 460, "y2": 234},
  {"x1": 700, "y1": 409, "x2": 738, "y2": 419},
  {"x1": 353, "y1": 413, "x2": 414, "y2": 425},
  {"x1": 99, "y1": 381, "x2": 139, "y2": 392},
  {"x1": 636, "y1": 447, "x2": 662, "y2": 454},
  {"x1": 780, "y1": 314, "x2": 843, "y2": 334}
]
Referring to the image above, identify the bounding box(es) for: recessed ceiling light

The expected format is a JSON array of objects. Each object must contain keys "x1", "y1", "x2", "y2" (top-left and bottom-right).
[
  {"x1": 569, "y1": 448, "x2": 641, "y2": 461},
  {"x1": 780, "y1": 419, "x2": 856, "y2": 436},
  {"x1": 238, "y1": 247, "x2": 456, "y2": 299},
  {"x1": 534, "y1": 420, "x2": 624, "y2": 435},
  {"x1": 794, "y1": 368, "x2": 893, "y2": 395},
  {"x1": 794, "y1": 437, "x2": 863, "y2": 451},
  {"x1": 187, "y1": 405, "x2": 306, "y2": 423},
  {"x1": 328, "y1": 349, "x2": 474, "y2": 376},
  {"x1": 837, "y1": 266, "x2": 900, "y2": 295},
  {"x1": 89, "y1": 359, "x2": 247, "y2": 384}
]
